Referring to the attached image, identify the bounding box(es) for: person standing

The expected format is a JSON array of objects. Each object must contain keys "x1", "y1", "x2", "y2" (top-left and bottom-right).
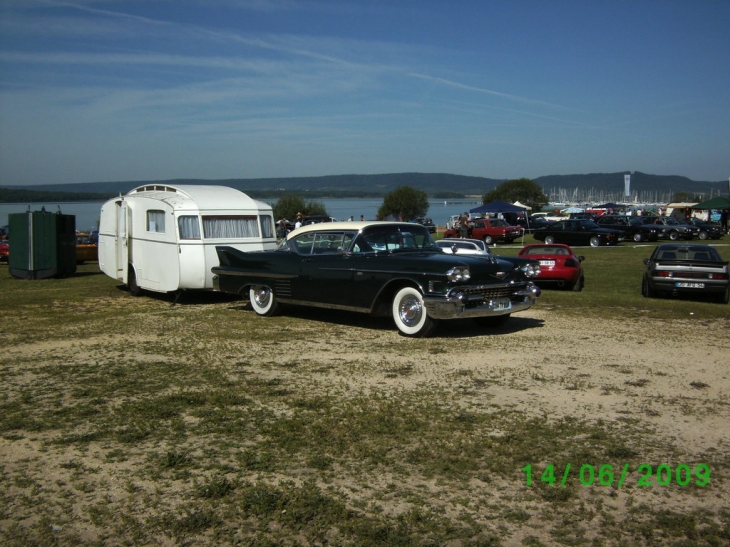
[
  {"x1": 459, "y1": 212, "x2": 469, "y2": 238},
  {"x1": 721, "y1": 209, "x2": 729, "y2": 233}
]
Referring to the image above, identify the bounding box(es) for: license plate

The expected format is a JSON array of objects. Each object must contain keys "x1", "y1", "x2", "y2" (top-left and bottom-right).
[
  {"x1": 675, "y1": 282, "x2": 704, "y2": 288},
  {"x1": 493, "y1": 298, "x2": 512, "y2": 311},
  {"x1": 539, "y1": 260, "x2": 555, "y2": 267}
]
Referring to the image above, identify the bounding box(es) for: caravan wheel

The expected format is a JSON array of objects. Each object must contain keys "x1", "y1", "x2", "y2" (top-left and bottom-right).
[{"x1": 128, "y1": 266, "x2": 142, "y2": 296}]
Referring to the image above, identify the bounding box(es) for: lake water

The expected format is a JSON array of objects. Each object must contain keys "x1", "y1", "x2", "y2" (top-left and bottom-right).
[{"x1": 0, "y1": 198, "x2": 482, "y2": 231}]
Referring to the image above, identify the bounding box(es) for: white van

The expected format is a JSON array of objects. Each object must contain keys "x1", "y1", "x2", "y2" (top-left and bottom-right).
[{"x1": 98, "y1": 184, "x2": 276, "y2": 295}]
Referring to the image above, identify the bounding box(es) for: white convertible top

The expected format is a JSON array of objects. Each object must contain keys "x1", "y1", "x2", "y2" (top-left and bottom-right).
[{"x1": 287, "y1": 221, "x2": 422, "y2": 238}]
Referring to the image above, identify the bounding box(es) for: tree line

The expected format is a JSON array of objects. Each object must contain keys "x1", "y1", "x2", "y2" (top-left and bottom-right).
[{"x1": 273, "y1": 179, "x2": 549, "y2": 222}]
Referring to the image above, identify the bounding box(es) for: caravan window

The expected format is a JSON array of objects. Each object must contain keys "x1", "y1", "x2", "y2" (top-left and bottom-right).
[
  {"x1": 178, "y1": 216, "x2": 201, "y2": 239},
  {"x1": 260, "y1": 215, "x2": 274, "y2": 239},
  {"x1": 202, "y1": 216, "x2": 260, "y2": 239},
  {"x1": 147, "y1": 210, "x2": 166, "y2": 233}
]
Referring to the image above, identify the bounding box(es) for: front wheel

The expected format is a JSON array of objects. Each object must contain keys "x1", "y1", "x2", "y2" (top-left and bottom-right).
[
  {"x1": 249, "y1": 285, "x2": 280, "y2": 316},
  {"x1": 484, "y1": 235, "x2": 494, "y2": 245},
  {"x1": 633, "y1": 232, "x2": 643, "y2": 242},
  {"x1": 698, "y1": 231, "x2": 709, "y2": 240},
  {"x1": 544, "y1": 235, "x2": 556, "y2": 245},
  {"x1": 589, "y1": 236, "x2": 601, "y2": 247},
  {"x1": 392, "y1": 287, "x2": 436, "y2": 337},
  {"x1": 668, "y1": 230, "x2": 680, "y2": 241}
]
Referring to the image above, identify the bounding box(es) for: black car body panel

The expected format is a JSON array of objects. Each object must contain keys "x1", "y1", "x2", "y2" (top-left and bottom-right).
[
  {"x1": 595, "y1": 215, "x2": 661, "y2": 242},
  {"x1": 409, "y1": 217, "x2": 436, "y2": 233},
  {"x1": 686, "y1": 218, "x2": 725, "y2": 240},
  {"x1": 533, "y1": 219, "x2": 623, "y2": 246},
  {"x1": 642, "y1": 244, "x2": 729, "y2": 304},
  {"x1": 635, "y1": 217, "x2": 700, "y2": 240},
  {"x1": 212, "y1": 222, "x2": 542, "y2": 336}
]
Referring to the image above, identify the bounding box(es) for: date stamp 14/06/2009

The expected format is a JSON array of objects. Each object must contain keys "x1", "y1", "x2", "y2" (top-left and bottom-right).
[{"x1": 522, "y1": 464, "x2": 710, "y2": 488}]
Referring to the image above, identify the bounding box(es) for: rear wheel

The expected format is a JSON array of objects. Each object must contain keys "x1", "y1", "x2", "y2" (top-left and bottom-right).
[
  {"x1": 544, "y1": 235, "x2": 556, "y2": 244},
  {"x1": 484, "y1": 235, "x2": 494, "y2": 245},
  {"x1": 718, "y1": 286, "x2": 730, "y2": 305},
  {"x1": 642, "y1": 278, "x2": 657, "y2": 298},
  {"x1": 589, "y1": 236, "x2": 600, "y2": 247},
  {"x1": 571, "y1": 275, "x2": 584, "y2": 292},
  {"x1": 249, "y1": 285, "x2": 280, "y2": 316},
  {"x1": 392, "y1": 287, "x2": 436, "y2": 337}
]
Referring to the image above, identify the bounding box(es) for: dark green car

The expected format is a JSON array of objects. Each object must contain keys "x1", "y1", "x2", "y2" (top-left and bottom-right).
[{"x1": 212, "y1": 222, "x2": 541, "y2": 337}]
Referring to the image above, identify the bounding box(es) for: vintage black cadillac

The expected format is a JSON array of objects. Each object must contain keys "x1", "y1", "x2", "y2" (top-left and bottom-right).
[{"x1": 212, "y1": 222, "x2": 541, "y2": 337}]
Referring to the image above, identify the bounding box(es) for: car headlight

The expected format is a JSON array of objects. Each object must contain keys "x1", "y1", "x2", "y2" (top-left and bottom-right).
[
  {"x1": 446, "y1": 266, "x2": 471, "y2": 282},
  {"x1": 520, "y1": 263, "x2": 541, "y2": 278}
]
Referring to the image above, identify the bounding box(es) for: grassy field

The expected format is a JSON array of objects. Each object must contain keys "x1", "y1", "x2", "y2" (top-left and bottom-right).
[{"x1": 0, "y1": 238, "x2": 729, "y2": 546}]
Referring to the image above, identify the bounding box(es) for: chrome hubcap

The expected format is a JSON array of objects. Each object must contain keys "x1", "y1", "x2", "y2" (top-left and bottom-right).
[
  {"x1": 254, "y1": 287, "x2": 271, "y2": 307},
  {"x1": 398, "y1": 295, "x2": 423, "y2": 327}
]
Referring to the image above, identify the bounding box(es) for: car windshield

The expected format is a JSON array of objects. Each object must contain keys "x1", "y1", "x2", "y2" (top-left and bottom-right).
[
  {"x1": 522, "y1": 246, "x2": 569, "y2": 256},
  {"x1": 437, "y1": 240, "x2": 490, "y2": 253},
  {"x1": 355, "y1": 225, "x2": 438, "y2": 253}
]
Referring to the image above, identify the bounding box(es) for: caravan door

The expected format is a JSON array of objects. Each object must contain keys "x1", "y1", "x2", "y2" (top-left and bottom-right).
[
  {"x1": 98, "y1": 198, "x2": 128, "y2": 283},
  {"x1": 116, "y1": 200, "x2": 129, "y2": 283}
]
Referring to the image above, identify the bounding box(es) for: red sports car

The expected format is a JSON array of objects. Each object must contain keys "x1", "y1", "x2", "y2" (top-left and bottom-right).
[
  {"x1": 517, "y1": 243, "x2": 585, "y2": 291},
  {"x1": 0, "y1": 241, "x2": 8, "y2": 262}
]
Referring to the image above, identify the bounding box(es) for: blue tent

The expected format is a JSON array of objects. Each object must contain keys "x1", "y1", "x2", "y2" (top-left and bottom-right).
[{"x1": 469, "y1": 200, "x2": 528, "y2": 214}]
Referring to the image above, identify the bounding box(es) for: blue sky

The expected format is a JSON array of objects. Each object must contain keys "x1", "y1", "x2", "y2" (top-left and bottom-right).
[{"x1": 1, "y1": 0, "x2": 729, "y2": 186}]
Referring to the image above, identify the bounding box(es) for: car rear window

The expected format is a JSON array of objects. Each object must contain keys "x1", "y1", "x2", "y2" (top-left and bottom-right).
[{"x1": 657, "y1": 246, "x2": 720, "y2": 261}]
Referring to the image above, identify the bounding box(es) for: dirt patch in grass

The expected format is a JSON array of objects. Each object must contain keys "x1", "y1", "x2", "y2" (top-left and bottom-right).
[{"x1": 1, "y1": 291, "x2": 729, "y2": 546}]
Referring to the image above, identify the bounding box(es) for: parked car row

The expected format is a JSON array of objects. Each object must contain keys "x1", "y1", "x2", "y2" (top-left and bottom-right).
[
  {"x1": 532, "y1": 219, "x2": 623, "y2": 247},
  {"x1": 443, "y1": 218, "x2": 524, "y2": 244},
  {"x1": 409, "y1": 217, "x2": 436, "y2": 233},
  {"x1": 635, "y1": 216, "x2": 701, "y2": 240}
]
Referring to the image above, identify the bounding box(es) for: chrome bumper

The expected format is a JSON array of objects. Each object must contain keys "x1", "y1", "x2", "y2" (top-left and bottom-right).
[{"x1": 423, "y1": 282, "x2": 541, "y2": 320}]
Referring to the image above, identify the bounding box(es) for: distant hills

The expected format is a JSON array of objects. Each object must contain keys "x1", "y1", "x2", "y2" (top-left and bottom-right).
[{"x1": 1, "y1": 171, "x2": 728, "y2": 203}]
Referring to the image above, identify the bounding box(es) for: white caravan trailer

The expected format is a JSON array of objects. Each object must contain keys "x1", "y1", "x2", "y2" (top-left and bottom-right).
[{"x1": 98, "y1": 184, "x2": 276, "y2": 295}]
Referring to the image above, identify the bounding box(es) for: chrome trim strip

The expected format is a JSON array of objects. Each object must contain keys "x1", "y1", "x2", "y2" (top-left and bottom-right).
[
  {"x1": 210, "y1": 269, "x2": 297, "y2": 280},
  {"x1": 276, "y1": 298, "x2": 369, "y2": 314}
]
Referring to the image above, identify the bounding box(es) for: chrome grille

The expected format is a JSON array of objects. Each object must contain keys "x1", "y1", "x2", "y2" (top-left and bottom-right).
[{"x1": 450, "y1": 285, "x2": 517, "y2": 301}]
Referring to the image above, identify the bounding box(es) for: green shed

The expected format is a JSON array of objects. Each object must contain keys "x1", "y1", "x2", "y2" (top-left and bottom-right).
[{"x1": 8, "y1": 210, "x2": 76, "y2": 279}]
